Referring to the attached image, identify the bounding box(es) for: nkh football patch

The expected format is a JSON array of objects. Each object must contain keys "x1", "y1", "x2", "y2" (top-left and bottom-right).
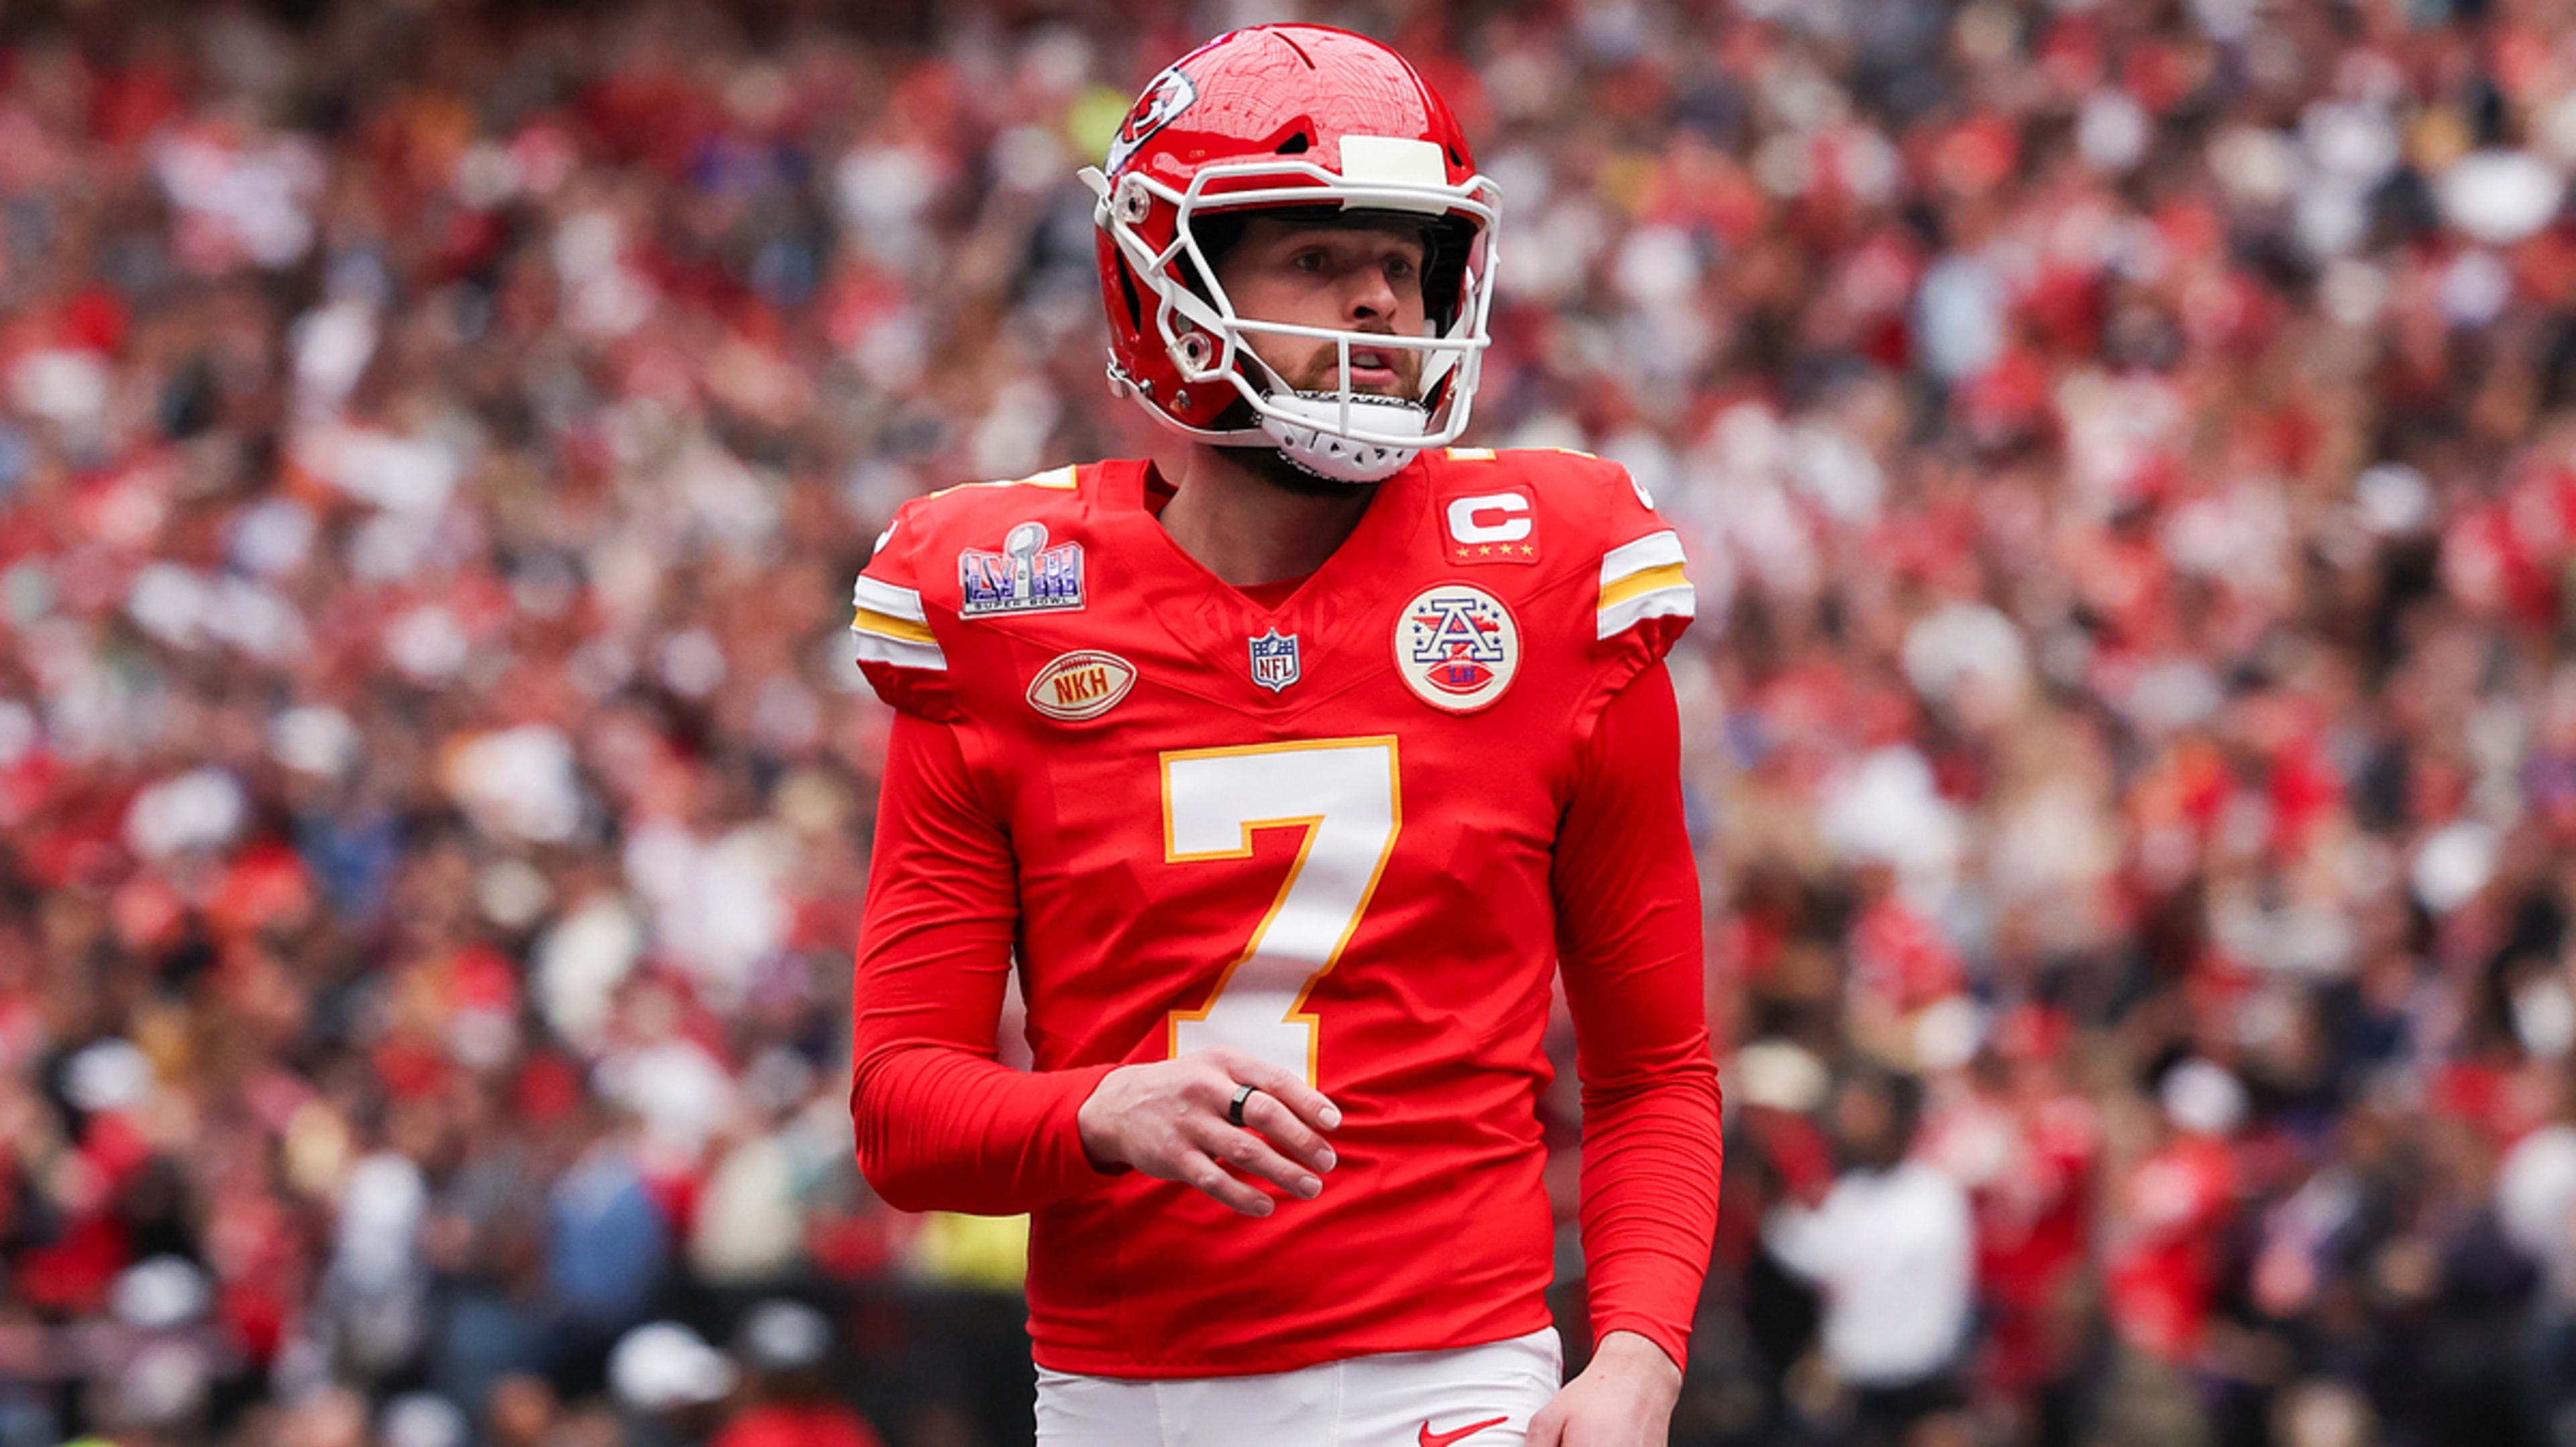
[
  {"x1": 959, "y1": 521, "x2": 1084, "y2": 617},
  {"x1": 1248, "y1": 628, "x2": 1300, "y2": 693},
  {"x1": 1395, "y1": 584, "x2": 1519, "y2": 712},
  {"x1": 1026, "y1": 650, "x2": 1135, "y2": 721}
]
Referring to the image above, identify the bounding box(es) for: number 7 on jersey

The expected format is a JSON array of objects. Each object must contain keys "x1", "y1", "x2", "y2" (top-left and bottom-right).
[{"x1": 1160, "y1": 738, "x2": 1402, "y2": 1085}]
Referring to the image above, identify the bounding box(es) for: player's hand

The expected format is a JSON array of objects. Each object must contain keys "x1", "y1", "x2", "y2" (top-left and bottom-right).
[
  {"x1": 1075, "y1": 1048, "x2": 1342, "y2": 1217},
  {"x1": 1525, "y1": 1331, "x2": 1681, "y2": 1447}
]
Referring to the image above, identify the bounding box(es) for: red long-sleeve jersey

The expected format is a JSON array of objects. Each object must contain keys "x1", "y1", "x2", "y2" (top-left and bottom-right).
[{"x1": 848, "y1": 449, "x2": 1722, "y2": 1378}]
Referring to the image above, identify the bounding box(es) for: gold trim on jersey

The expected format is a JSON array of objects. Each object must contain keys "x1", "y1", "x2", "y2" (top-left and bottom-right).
[
  {"x1": 926, "y1": 464, "x2": 1079, "y2": 500},
  {"x1": 851, "y1": 606, "x2": 936, "y2": 645},
  {"x1": 1599, "y1": 561, "x2": 1688, "y2": 612},
  {"x1": 849, "y1": 573, "x2": 946, "y2": 670},
  {"x1": 1597, "y1": 529, "x2": 1694, "y2": 642},
  {"x1": 1157, "y1": 736, "x2": 1403, "y2": 1087}
]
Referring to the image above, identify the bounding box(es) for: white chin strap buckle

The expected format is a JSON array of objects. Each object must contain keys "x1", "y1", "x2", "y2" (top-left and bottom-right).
[{"x1": 1260, "y1": 392, "x2": 1430, "y2": 484}]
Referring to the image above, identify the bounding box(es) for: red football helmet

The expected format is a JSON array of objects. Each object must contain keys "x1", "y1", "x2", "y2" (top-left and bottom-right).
[{"x1": 1081, "y1": 25, "x2": 1501, "y2": 482}]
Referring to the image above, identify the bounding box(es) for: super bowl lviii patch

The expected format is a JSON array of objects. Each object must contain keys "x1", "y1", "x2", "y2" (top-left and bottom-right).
[
  {"x1": 959, "y1": 522, "x2": 1085, "y2": 617},
  {"x1": 1395, "y1": 584, "x2": 1519, "y2": 712}
]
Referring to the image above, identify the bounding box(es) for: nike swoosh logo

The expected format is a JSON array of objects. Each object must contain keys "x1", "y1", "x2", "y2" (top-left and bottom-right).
[{"x1": 1419, "y1": 1416, "x2": 1509, "y2": 1447}]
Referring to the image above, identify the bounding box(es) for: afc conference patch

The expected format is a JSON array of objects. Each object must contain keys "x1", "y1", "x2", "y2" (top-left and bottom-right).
[
  {"x1": 1248, "y1": 628, "x2": 1301, "y2": 693},
  {"x1": 959, "y1": 521, "x2": 1085, "y2": 617},
  {"x1": 1395, "y1": 583, "x2": 1519, "y2": 712}
]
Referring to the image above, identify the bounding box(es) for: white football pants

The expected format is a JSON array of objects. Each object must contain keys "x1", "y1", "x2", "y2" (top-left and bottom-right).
[{"x1": 1035, "y1": 1328, "x2": 1563, "y2": 1447}]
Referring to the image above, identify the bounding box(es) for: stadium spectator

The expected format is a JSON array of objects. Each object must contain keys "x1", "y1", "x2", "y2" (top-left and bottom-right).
[
  {"x1": 711, "y1": 1299, "x2": 885, "y2": 1447},
  {"x1": 1764, "y1": 1069, "x2": 1975, "y2": 1445}
]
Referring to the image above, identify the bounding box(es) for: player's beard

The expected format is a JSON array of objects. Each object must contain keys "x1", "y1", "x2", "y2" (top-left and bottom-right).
[
  {"x1": 1222, "y1": 334, "x2": 1421, "y2": 492},
  {"x1": 1218, "y1": 442, "x2": 1371, "y2": 496}
]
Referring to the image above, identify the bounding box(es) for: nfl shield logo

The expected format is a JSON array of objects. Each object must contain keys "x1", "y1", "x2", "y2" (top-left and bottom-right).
[{"x1": 1248, "y1": 629, "x2": 1300, "y2": 693}]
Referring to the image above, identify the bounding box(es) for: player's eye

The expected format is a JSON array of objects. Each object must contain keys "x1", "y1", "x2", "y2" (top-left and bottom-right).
[
  {"x1": 1385, "y1": 254, "x2": 1417, "y2": 280},
  {"x1": 1290, "y1": 249, "x2": 1329, "y2": 273}
]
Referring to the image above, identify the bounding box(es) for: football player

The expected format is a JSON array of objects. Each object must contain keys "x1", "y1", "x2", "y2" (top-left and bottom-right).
[{"x1": 849, "y1": 25, "x2": 1721, "y2": 1447}]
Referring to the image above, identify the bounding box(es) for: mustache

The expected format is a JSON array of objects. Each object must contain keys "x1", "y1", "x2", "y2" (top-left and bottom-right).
[{"x1": 1293, "y1": 336, "x2": 1419, "y2": 392}]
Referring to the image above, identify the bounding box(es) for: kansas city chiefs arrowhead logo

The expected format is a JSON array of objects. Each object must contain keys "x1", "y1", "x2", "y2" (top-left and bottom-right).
[{"x1": 1106, "y1": 64, "x2": 1198, "y2": 176}]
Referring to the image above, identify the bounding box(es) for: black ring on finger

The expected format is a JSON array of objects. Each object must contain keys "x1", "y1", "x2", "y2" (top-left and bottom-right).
[{"x1": 1228, "y1": 1083, "x2": 1260, "y2": 1128}]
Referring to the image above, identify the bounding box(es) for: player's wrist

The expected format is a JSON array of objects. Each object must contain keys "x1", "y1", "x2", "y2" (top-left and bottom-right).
[
  {"x1": 1587, "y1": 1330, "x2": 1682, "y2": 1397},
  {"x1": 1073, "y1": 1069, "x2": 1135, "y2": 1175}
]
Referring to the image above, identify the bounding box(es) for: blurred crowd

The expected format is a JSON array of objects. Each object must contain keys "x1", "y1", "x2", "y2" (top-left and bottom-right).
[{"x1": 9, "y1": 0, "x2": 2576, "y2": 1445}]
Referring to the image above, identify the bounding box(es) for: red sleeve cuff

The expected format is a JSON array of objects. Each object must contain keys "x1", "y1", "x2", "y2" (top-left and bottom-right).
[
  {"x1": 1590, "y1": 1316, "x2": 1690, "y2": 1375},
  {"x1": 852, "y1": 1051, "x2": 1125, "y2": 1216}
]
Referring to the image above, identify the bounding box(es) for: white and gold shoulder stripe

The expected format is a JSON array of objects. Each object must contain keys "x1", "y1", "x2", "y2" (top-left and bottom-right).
[
  {"x1": 1597, "y1": 530, "x2": 1694, "y2": 641},
  {"x1": 851, "y1": 574, "x2": 946, "y2": 672}
]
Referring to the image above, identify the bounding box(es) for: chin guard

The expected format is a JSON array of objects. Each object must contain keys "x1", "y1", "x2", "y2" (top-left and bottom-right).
[{"x1": 1261, "y1": 392, "x2": 1431, "y2": 483}]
